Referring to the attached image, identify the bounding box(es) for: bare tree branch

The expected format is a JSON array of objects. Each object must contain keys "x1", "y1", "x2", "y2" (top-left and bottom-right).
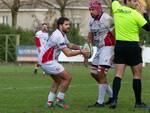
[
  {"x1": 103, "y1": 0, "x2": 111, "y2": 7},
  {"x1": 0, "y1": 0, "x2": 11, "y2": 9},
  {"x1": 42, "y1": 0, "x2": 59, "y2": 8},
  {"x1": 66, "y1": 0, "x2": 80, "y2": 5},
  {"x1": 1, "y1": 0, "x2": 35, "y2": 28}
]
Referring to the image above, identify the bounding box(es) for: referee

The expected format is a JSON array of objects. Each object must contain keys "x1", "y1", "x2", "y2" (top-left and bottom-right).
[{"x1": 110, "y1": 0, "x2": 150, "y2": 109}]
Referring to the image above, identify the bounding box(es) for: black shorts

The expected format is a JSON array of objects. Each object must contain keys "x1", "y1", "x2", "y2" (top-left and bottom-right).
[{"x1": 114, "y1": 41, "x2": 142, "y2": 66}]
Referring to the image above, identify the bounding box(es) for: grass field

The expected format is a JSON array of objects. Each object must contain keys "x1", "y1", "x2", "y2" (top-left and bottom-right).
[{"x1": 0, "y1": 64, "x2": 150, "y2": 113}]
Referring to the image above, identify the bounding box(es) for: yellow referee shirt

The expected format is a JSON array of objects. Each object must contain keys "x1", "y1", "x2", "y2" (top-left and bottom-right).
[{"x1": 112, "y1": 1, "x2": 147, "y2": 42}]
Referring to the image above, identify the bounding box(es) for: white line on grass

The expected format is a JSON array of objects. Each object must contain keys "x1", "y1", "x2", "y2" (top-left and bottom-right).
[{"x1": 1, "y1": 81, "x2": 150, "y2": 90}]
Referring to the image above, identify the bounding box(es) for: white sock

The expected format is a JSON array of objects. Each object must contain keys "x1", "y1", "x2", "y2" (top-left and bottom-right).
[
  {"x1": 106, "y1": 84, "x2": 113, "y2": 98},
  {"x1": 48, "y1": 92, "x2": 56, "y2": 103},
  {"x1": 57, "y1": 92, "x2": 65, "y2": 101},
  {"x1": 97, "y1": 84, "x2": 107, "y2": 104}
]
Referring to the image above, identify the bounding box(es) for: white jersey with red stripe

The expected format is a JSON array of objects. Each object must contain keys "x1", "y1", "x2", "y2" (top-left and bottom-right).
[
  {"x1": 39, "y1": 29, "x2": 69, "y2": 64},
  {"x1": 35, "y1": 30, "x2": 49, "y2": 49},
  {"x1": 89, "y1": 12, "x2": 115, "y2": 48},
  {"x1": 35, "y1": 30, "x2": 49, "y2": 64}
]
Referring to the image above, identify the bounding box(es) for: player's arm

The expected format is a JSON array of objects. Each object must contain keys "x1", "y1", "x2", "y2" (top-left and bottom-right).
[
  {"x1": 56, "y1": 36, "x2": 89, "y2": 57},
  {"x1": 142, "y1": 13, "x2": 150, "y2": 31},
  {"x1": 67, "y1": 43, "x2": 81, "y2": 50},
  {"x1": 35, "y1": 36, "x2": 41, "y2": 53},
  {"x1": 61, "y1": 47, "x2": 88, "y2": 57}
]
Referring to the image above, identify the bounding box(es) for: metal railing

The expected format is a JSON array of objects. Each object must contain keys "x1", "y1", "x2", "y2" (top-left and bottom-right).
[{"x1": 0, "y1": 34, "x2": 20, "y2": 63}]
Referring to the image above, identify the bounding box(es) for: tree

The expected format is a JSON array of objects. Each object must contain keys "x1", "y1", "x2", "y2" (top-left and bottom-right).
[
  {"x1": 41, "y1": 0, "x2": 85, "y2": 17},
  {"x1": 1, "y1": 0, "x2": 33, "y2": 28},
  {"x1": 145, "y1": 0, "x2": 150, "y2": 16}
]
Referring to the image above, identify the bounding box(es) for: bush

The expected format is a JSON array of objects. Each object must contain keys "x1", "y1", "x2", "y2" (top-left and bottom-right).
[
  {"x1": 0, "y1": 24, "x2": 35, "y2": 62},
  {"x1": 0, "y1": 24, "x2": 35, "y2": 45},
  {"x1": 67, "y1": 26, "x2": 85, "y2": 45}
]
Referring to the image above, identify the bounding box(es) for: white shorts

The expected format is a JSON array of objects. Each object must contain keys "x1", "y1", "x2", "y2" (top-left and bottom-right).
[
  {"x1": 92, "y1": 46, "x2": 114, "y2": 66},
  {"x1": 41, "y1": 60, "x2": 64, "y2": 75}
]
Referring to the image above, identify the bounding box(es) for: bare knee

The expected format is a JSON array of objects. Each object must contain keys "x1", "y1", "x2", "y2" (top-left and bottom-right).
[
  {"x1": 61, "y1": 72, "x2": 72, "y2": 84},
  {"x1": 99, "y1": 75, "x2": 107, "y2": 84},
  {"x1": 98, "y1": 66, "x2": 109, "y2": 84},
  {"x1": 131, "y1": 64, "x2": 142, "y2": 79}
]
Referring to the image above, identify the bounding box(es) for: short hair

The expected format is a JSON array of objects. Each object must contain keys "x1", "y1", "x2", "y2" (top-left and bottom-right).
[
  {"x1": 57, "y1": 17, "x2": 69, "y2": 28},
  {"x1": 42, "y1": 23, "x2": 48, "y2": 26}
]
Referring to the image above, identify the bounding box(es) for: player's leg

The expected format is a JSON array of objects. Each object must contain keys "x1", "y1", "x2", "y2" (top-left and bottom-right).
[
  {"x1": 88, "y1": 65, "x2": 108, "y2": 108},
  {"x1": 89, "y1": 65, "x2": 113, "y2": 108},
  {"x1": 88, "y1": 50, "x2": 105, "y2": 108},
  {"x1": 34, "y1": 63, "x2": 40, "y2": 74},
  {"x1": 90, "y1": 51, "x2": 100, "y2": 83},
  {"x1": 55, "y1": 70, "x2": 72, "y2": 109},
  {"x1": 57, "y1": 70, "x2": 72, "y2": 94},
  {"x1": 88, "y1": 47, "x2": 113, "y2": 107},
  {"x1": 90, "y1": 65, "x2": 99, "y2": 83},
  {"x1": 41, "y1": 61, "x2": 68, "y2": 108},
  {"x1": 98, "y1": 66, "x2": 113, "y2": 105},
  {"x1": 97, "y1": 46, "x2": 114, "y2": 106},
  {"x1": 96, "y1": 65, "x2": 111, "y2": 106},
  {"x1": 89, "y1": 64, "x2": 107, "y2": 108},
  {"x1": 47, "y1": 75, "x2": 61, "y2": 107}
]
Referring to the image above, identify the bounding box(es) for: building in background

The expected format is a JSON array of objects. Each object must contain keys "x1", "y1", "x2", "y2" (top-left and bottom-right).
[{"x1": 0, "y1": 0, "x2": 110, "y2": 36}]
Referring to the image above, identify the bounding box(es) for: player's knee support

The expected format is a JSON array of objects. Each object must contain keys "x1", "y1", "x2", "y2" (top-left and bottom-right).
[{"x1": 98, "y1": 65, "x2": 110, "y2": 75}]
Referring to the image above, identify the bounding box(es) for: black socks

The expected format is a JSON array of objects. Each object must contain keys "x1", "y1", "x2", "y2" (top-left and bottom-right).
[
  {"x1": 133, "y1": 79, "x2": 142, "y2": 104},
  {"x1": 112, "y1": 77, "x2": 122, "y2": 101}
]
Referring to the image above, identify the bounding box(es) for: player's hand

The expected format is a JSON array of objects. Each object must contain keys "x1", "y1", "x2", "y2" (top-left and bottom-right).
[
  {"x1": 80, "y1": 49, "x2": 90, "y2": 58},
  {"x1": 80, "y1": 49, "x2": 90, "y2": 67},
  {"x1": 135, "y1": 1, "x2": 147, "y2": 14}
]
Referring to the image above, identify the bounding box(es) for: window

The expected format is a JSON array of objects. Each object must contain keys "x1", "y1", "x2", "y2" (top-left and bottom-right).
[
  {"x1": 70, "y1": 17, "x2": 81, "y2": 29},
  {"x1": 0, "y1": 16, "x2": 8, "y2": 24}
]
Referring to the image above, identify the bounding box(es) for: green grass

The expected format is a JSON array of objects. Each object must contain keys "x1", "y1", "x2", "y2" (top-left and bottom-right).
[{"x1": 0, "y1": 64, "x2": 150, "y2": 113}]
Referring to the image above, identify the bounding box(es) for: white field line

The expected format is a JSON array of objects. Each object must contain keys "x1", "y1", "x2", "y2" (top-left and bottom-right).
[{"x1": 1, "y1": 81, "x2": 150, "y2": 90}]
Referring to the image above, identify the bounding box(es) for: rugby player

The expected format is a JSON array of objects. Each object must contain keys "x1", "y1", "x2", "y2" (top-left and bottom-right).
[
  {"x1": 87, "y1": 0, "x2": 115, "y2": 108},
  {"x1": 39, "y1": 17, "x2": 89, "y2": 109},
  {"x1": 34, "y1": 23, "x2": 49, "y2": 74}
]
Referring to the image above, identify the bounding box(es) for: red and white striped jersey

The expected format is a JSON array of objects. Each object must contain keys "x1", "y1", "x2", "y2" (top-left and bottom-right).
[{"x1": 38, "y1": 29, "x2": 69, "y2": 64}]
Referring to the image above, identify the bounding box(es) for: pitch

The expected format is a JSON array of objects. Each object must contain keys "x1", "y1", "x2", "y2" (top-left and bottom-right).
[{"x1": 0, "y1": 64, "x2": 149, "y2": 113}]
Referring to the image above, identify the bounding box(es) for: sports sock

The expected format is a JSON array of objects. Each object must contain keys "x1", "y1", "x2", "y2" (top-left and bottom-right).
[
  {"x1": 48, "y1": 92, "x2": 56, "y2": 104},
  {"x1": 57, "y1": 92, "x2": 65, "y2": 101},
  {"x1": 133, "y1": 79, "x2": 142, "y2": 104},
  {"x1": 97, "y1": 84, "x2": 107, "y2": 104},
  {"x1": 112, "y1": 76, "x2": 122, "y2": 101},
  {"x1": 106, "y1": 84, "x2": 113, "y2": 98}
]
